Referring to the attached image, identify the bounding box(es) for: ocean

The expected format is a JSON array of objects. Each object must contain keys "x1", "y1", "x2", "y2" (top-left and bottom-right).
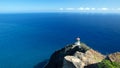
[{"x1": 0, "y1": 13, "x2": 120, "y2": 68}]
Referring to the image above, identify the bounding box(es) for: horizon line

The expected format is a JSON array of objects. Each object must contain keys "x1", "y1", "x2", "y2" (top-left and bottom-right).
[{"x1": 1, "y1": 11, "x2": 120, "y2": 14}]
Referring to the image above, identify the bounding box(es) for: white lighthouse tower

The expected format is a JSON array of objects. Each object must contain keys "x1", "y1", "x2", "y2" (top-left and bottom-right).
[{"x1": 75, "y1": 37, "x2": 81, "y2": 45}]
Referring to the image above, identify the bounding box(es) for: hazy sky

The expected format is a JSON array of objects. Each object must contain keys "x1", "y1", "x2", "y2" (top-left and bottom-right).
[{"x1": 0, "y1": 0, "x2": 120, "y2": 13}]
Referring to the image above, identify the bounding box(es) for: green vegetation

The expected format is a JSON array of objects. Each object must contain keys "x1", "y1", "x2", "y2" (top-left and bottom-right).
[
  {"x1": 81, "y1": 43, "x2": 90, "y2": 51},
  {"x1": 97, "y1": 60, "x2": 120, "y2": 68}
]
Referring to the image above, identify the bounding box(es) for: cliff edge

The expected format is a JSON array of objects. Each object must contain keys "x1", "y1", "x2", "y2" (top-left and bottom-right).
[
  {"x1": 43, "y1": 43, "x2": 105, "y2": 68},
  {"x1": 35, "y1": 40, "x2": 120, "y2": 68}
]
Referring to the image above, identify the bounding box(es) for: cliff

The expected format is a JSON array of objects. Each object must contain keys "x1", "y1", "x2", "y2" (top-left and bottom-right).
[
  {"x1": 43, "y1": 43, "x2": 105, "y2": 68},
  {"x1": 35, "y1": 43, "x2": 120, "y2": 68},
  {"x1": 107, "y1": 52, "x2": 120, "y2": 63}
]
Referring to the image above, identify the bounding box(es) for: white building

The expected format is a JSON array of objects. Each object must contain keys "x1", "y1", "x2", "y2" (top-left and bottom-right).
[{"x1": 75, "y1": 37, "x2": 81, "y2": 45}]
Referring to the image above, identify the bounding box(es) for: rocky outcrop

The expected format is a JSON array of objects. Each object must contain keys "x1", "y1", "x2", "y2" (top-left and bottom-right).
[
  {"x1": 44, "y1": 43, "x2": 106, "y2": 68},
  {"x1": 35, "y1": 43, "x2": 120, "y2": 68},
  {"x1": 107, "y1": 52, "x2": 120, "y2": 63},
  {"x1": 44, "y1": 43, "x2": 90, "y2": 68},
  {"x1": 63, "y1": 49, "x2": 105, "y2": 68}
]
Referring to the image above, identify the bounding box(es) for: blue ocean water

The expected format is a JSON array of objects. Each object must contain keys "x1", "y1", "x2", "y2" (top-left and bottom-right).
[{"x1": 0, "y1": 13, "x2": 120, "y2": 68}]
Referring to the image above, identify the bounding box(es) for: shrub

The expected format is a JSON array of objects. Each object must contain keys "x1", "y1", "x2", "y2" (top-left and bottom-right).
[{"x1": 97, "y1": 60, "x2": 120, "y2": 68}]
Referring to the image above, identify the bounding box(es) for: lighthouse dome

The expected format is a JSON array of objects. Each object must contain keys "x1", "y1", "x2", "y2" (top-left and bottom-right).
[{"x1": 75, "y1": 37, "x2": 81, "y2": 45}]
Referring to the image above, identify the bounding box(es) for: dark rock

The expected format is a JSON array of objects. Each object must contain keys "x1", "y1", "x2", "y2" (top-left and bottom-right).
[
  {"x1": 35, "y1": 42, "x2": 120, "y2": 68},
  {"x1": 44, "y1": 43, "x2": 90, "y2": 68}
]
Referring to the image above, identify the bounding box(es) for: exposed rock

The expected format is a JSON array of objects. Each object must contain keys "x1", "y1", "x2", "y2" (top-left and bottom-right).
[
  {"x1": 63, "y1": 49, "x2": 105, "y2": 68},
  {"x1": 44, "y1": 43, "x2": 106, "y2": 68},
  {"x1": 63, "y1": 56, "x2": 84, "y2": 68},
  {"x1": 44, "y1": 43, "x2": 90, "y2": 68},
  {"x1": 35, "y1": 43, "x2": 120, "y2": 68},
  {"x1": 107, "y1": 52, "x2": 120, "y2": 63}
]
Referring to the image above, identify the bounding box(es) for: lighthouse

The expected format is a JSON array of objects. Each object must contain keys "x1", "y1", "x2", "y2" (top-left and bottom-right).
[{"x1": 75, "y1": 37, "x2": 81, "y2": 45}]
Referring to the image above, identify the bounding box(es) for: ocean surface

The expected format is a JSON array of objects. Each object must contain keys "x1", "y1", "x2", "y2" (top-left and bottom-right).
[{"x1": 0, "y1": 13, "x2": 120, "y2": 68}]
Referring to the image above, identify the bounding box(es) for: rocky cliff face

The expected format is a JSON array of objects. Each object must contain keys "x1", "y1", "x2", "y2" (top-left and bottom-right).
[
  {"x1": 44, "y1": 43, "x2": 90, "y2": 68},
  {"x1": 107, "y1": 52, "x2": 120, "y2": 63},
  {"x1": 63, "y1": 49, "x2": 105, "y2": 68},
  {"x1": 35, "y1": 43, "x2": 120, "y2": 68},
  {"x1": 44, "y1": 43, "x2": 105, "y2": 68}
]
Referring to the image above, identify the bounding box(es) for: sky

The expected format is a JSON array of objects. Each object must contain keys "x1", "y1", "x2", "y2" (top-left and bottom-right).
[{"x1": 0, "y1": 0, "x2": 120, "y2": 13}]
